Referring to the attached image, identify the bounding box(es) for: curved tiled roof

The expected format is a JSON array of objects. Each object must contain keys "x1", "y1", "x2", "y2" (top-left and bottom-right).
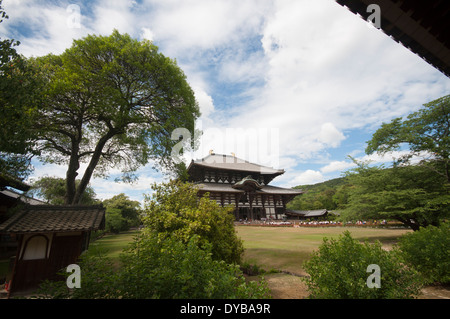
[
  {"x1": 188, "y1": 154, "x2": 284, "y2": 175},
  {"x1": 196, "y1": 182, "x2": 303, "y2": 195},
  {"x1": 0, "y1": 204, "x2": 105, "y2": 233}
]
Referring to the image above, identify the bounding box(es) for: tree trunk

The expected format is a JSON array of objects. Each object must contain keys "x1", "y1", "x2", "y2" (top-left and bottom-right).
[
  {"x1": 72, "y1": 130, "x2": 116, "y2": 204},
  {"x1": 64, "y1": 147, "x2": 80, "y2": 205},
  {"x1": 396, "y1": 217, "x2": 421, "y2": 231}
]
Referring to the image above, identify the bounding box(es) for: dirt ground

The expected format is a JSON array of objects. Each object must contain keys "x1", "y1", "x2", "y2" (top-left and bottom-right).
[{"x1": 257, "y1": 273, "x2": 450, "y2": 299}]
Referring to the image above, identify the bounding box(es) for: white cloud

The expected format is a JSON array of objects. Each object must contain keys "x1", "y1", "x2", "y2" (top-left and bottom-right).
[
  {"x1": 25, "y1": 162, "x2": 67, "y2": 185},
  {"x1": 140, "y1": 0, "x2": 268, "y2": 54},
  {"x1": 291, "y1": 170, "x2": 325, "y2": 186},
  {"x1": 317, "y1": 122, "x2": 346, "y2": 148},
  {"x1": 3, "y1": 1, "x2": 91, "y2": 57},
  {"x1": 216, "y1": 0, "x2": 449, "y2": 178},
  {"x1": 91, "y1": 174, "x2": 160, "y2": 202},
  {"x1": 318, "y1": 150, "x2": 431, "y2": 176},
  {"x1": 193, "y1": 86, "x2": 215, "y2": 120},
  {"x1": 91, "y1": 0, "x2": 137, "y2": 35},
  {"x1": 141, "y1": 27, "x2": 155, "y2": 42},
  {"x1": 6, "y1": 0, "x2": 450, "y2": 193},
  {"x1": 320, "y1": 160, "x2": 356, "y2": 174}
]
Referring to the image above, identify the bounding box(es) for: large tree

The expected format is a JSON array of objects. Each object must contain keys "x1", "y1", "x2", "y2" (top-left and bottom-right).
[
  {"x1": 342, "y1": 161, "x2": 449, "y2": 230},
  {"x1": 0, "y1": 0, "x2": 42, "y2": 179},
  {"x1": 30, "y1": 176, "x2": 98, "y2": 205},
  {"x1": 31, "y1": 30, "x2": 199, "y2": 204},
  {"x1": 366, "y1": 94, "x2": 450, "y2": 183},
  {"x1": 103, "y1": 193, "x2": 142, "y2": 231},
  {"x1": 350, "y1": 95, "x2": 450, "y2": 230}
]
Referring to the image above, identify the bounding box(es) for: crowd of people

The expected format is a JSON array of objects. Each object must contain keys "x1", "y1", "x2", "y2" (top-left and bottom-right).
[{"x1": 238, "y1": 218, "x2": 390, "y2": 227}]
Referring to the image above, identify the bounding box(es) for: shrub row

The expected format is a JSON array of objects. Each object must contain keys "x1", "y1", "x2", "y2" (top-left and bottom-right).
[{"x1": 302, "y1": 223, "x2": 449, "y2": 299}]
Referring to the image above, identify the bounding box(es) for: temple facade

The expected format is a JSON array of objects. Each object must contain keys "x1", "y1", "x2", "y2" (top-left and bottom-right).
[{"x1": 187, "y1": 153, "x2": 303, "y2": 220}]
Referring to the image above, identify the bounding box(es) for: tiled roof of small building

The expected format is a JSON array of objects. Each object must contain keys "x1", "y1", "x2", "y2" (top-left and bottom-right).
[
  {"x1": 285, "y1": 209, "x2": 328, "y2": 217},
  {"x1": 0, "y1": 204, "x2": 105, "y2": 233}
]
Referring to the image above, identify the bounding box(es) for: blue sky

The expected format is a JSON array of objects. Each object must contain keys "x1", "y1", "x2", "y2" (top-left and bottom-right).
[{"x1": 1, "y1": 0, "x2": 449, "y2": 203}]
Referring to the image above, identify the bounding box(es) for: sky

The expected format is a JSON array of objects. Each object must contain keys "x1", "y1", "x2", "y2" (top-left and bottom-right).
[{"x1": 1, "y1": 0, "x2": 449, "y2": 204}]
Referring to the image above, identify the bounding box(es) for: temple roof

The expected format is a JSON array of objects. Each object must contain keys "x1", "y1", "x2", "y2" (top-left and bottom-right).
[
  {"x1": 0, "y1": 204, "x2": 105, "y2": 234},
  {"x1": 196, "y1": 182, "x2": 303, "y2": 196},
  {"x1": 336, "y1": 0, "x2": 450, "y2": 78},
  {"x1": 187, "y1": 153, "x2": 285, "y2": 175}
]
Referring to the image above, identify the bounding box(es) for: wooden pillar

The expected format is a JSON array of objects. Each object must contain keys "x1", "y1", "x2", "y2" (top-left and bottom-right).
[
  {"x1": 248, "y1": 192, "x2": 254, "y2": 220},
  {"x1": 261, "y1": 194, "x2": 266, "y2": 218},
  {"x1": 273, "y1": 195, "x2": 278, "y2": 219},
  {"x1": 235, "y1": 193, "x2": 240, "y2": 220},
  {"x1": 282, "y1": 195, "x2": 287, "y2": 220}
]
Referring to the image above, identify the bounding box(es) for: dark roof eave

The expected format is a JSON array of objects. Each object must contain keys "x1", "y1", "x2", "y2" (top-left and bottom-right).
[
  {"x1": 0, "y1": 204, "x2": 106, "y2": 234},
  {"x1": 0, "y1": 173, "x2": 31, "y2": 191},
  {"x1": 188, "y1": 162, "x2": 285, "y2": 175},
  {"x1": 196, "y1": 183, "x2": 304, "y2": 195}
]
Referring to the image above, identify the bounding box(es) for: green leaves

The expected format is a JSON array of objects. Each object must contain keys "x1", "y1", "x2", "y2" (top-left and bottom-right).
[
  {"x1": 21, "y1": 30, "x2": 200, "y2": 204},
  {"x1": 143, "y1": 181, "x2": 244, "y2": 264},
  {"x1": 366, "y1": 94, "x2": 450, "y2": 182},
  {"x1": 398, "y1": 223, "x2": 450, "y2": 284},
  {"x1": 302, "y1": 231, "x2": 423, "y2": 299},
  {"x1": 346, "y1": 95, "x2": 450, "y2": 230},
  {"x1": 0, "y1": 7, "x2": 43, "y2": 178},
  {"x1": 343, "y1": 163, "x2": 449, "y2": 230},
  {"x1": 103, "y1": 193, "x2": 142, "y2": 232}
]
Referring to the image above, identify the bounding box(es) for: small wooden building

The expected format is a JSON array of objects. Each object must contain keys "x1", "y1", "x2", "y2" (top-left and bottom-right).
[
  {"x1": 285, "y1": 209, "x2": 329, "y2": 220},
  {"x1": 0, "y1": 204, "x2": 105, "y2": 295},
  {"x1": 187, "y1": 153, "x2": 303, "y2": 220}
]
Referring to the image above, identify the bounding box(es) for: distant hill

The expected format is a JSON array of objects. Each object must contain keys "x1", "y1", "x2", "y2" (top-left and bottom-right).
[
  {"x1": 293, "y1": 177, "x2": 347, "y2": 192},
  {"x1": 288, "y1": 177, "x2": 350, "y2": 211}
]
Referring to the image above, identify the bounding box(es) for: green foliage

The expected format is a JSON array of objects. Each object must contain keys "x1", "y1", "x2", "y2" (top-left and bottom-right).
[
  {"x1": 143, "y1": 180, "x2": 244, "y2": 264},
  {"x1": 0, "y1": 1, "x2": 42, "y2": 178},
  {"x1": 366, "y1": 94, "x2": 450, "y2": 183},
  {"x1": 103, "y1": 193, "x2": 142, "y2": 232},
  {"x1": 342, "y1": 161, "x2": 449, "y2": 230},
  {"x1": 29, "y1": 176, "x2": 98, "y2": 205},
  {"x1": 287, "y1": 177, "x2": 347, "y2": 211},
  {"x1": 398, "y1": 223, "x2": 450, "y2": 284},
  {"x1": 119, "y1": 233, "x2": 270, "y2": 299},
  {"x1": 14, "y1": 30, "x2": 199, "y2": 204},
  {"x1": 105, "y1": 208, "x2": 128, "y2": 234},
  {"x1": 38, "y1": 249, "x2": 121, "y2": 299},
  {"x1": 302, "y1": 231, "x2": 423, "y2": 299},
  {"x1": 38, "y1": 234, "x2": 270, "y2": 299},
  {"x1": 290, "y1": 95, "x2": 450, "y2": 229}
]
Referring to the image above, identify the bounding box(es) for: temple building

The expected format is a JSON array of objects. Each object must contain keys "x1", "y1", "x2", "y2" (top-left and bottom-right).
[{"x1": 187, "y1": 153, "x2": 303, "y2": 220}]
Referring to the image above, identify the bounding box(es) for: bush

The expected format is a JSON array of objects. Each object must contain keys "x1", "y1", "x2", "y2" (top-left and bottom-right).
[
  {"x1": 142, "y1": 181, "x2": 244, "y2": 264},
  {"x1": 119, "y1": 232, "x2": 270, "y2": 299},
  {"x1": 302, "y1": 231, "x2": 423, "y2": 299},
  {"x1": 38, "y1": 234, "x2": 271, "y2": 299},
  {"x1": 398, "y1": 223, "x2": 450, "y2": 284},
  {"x1": 38, "y1": 248, "x2": 120, "y2": 299},
  {"x1": 105, "y1": 208, "x2": 128, "y2": 233}
]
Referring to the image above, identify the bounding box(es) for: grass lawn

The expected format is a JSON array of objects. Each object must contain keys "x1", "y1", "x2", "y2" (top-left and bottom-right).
[
  {"x1": 81, "y1": 226, "x2": 450, "y2": 299},
  {"x1": 235, "y1": 226, "x2": 412, "y2": 276},
  {"x1": 87, "y1": 230, "x2": 140, "y2": 260},
  {"x1": 87, "y1": 227, "x2": 412, "y2": 275}
]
